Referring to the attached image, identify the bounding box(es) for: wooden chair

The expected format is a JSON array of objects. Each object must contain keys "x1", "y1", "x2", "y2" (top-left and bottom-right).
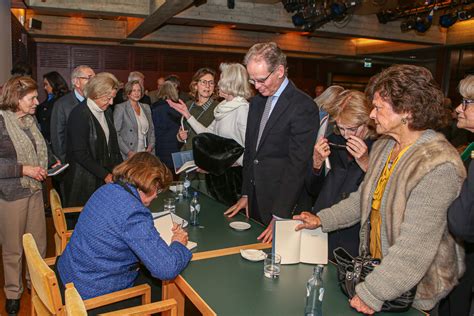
[
  {"x1": 49, "y1": 189, "x2": 83, "y2": 255},
  {"x1": 65, "y1": 283, "x2": 177, "y2": 316},
  {"x1": 23, "y1": 233, "x2": 151, "y2": 316}
]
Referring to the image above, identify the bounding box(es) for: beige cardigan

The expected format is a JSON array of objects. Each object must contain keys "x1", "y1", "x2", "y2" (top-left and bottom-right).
[{"x1": 318, "y1": 130, "x2": 466, "y2": 311}]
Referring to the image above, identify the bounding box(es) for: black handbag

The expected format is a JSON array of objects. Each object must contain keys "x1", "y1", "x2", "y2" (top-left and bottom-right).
[
  {"x1": 333, "y1": 247, "x2": 417, "y2": 312},
  {"x1": 192, "y1": 133, "x2": 244, "y2": 176}
]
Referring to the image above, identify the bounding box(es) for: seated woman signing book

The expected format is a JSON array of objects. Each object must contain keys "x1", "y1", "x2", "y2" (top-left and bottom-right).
[{"x1": 57, "y1": 153, "x2": 192, "y2": 301}]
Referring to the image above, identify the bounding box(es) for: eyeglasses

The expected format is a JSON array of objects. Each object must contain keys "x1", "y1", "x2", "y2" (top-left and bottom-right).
[
  {"x1": 77, "y1": 75, "x2": 93, "y2": 81},
  {"x1": 198, "y1": 79, "x2": 215, "y2": 86},
  {"x1": 248, "y1": 68, "x2": 275, "y2": 86},
  {"x1": 461, "y1": 98, "x2": 474, "y2": 111},
  {"x1": 337, "y1": 124, "x2": 360, "y2": 134}
]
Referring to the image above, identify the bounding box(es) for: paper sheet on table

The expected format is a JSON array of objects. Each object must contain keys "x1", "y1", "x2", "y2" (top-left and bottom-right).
[{"x1": 153, "y1": 214, "x2": 196, "y2": 250}]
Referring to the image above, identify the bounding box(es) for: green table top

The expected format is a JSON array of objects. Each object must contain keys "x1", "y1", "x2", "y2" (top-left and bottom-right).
[
  {"x1": 180, "y1": 253, "x2": 426, "y2": 316},
  {"x1": 149, "y1": 191, "x2": 266, "y2": 254}
]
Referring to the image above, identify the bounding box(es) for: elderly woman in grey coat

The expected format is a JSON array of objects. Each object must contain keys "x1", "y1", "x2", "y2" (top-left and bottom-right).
[
  {"x1": 114, "y1": 80, "x2": 155, "y2": 160},
  {"x1": 0, "y1": 76, "x2": 59, "y2": 315},
  {"x1": 294, "y1": 64, "x2": 466, "y2": 314}
]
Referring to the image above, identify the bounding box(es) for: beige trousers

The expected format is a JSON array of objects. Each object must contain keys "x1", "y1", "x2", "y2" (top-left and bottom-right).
[{"x1": 0, "y1": 190, "x2": 46, "y2": 299}]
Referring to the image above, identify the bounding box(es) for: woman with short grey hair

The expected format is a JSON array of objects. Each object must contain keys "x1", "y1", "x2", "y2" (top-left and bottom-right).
[{"x1": 64, "y1": 72, "x2": 123, "y2": 207}]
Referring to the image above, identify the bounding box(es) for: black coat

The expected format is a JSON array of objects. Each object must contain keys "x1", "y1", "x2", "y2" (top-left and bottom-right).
[
  {"x1": 36, "y1": 96, "x2": 56, "y2": 143},
  {"x1": 64, "y1": 101, "x2": 122, "y2": 207},
  {"x1": 441, "y1": 157, "x2": 474, "y2": 316},
  {"x1": 151, "y1": 99, "x2": 182, "y2": 170},
  {"x1": 242, "y1": 80, "x2": 319, "y2": 224},
  {"x1": 304, "y1": 134, "x2": 374, "y2": 259}
]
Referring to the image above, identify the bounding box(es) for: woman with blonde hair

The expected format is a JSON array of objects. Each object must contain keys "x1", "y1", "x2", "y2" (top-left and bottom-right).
[
  {"x1": 169, "y1": 62, "x2": 253, "y2": 205},
  {"x1": 64, "y1": 72, "x2": 122, "y2": 207},
  {"x1": 114, "y1": 80, "x2": 155, "y2": 160},
  {"x1": 305, "y1": 90, "x2": 377, "y2": 259}
]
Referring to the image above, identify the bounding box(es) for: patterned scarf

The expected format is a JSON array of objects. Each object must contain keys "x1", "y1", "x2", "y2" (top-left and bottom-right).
[{"x1": 0, "y1": 110, "x2": 48, "y2": 191}]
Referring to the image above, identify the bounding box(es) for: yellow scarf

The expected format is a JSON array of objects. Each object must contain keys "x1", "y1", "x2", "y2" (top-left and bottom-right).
[{"x1": 370, "y1": 145, "x2": 411, "y2": 259}]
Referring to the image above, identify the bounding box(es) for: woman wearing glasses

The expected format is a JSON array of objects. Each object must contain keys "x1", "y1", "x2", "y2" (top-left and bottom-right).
[
  {"x1": 169, "y1": 63, "x2": 253, "y2": 205},
  {"x1": 58, "y1": 152, "x2": 191, "y2": 307},
  {"x1": 294, "y1": 65, "x2": 465, "y2": 314},
  {"x1": 308, "y1": 90, "x2": 377, "y2": 259},
  {"x1": 177, "y1": 68, "x2": 219, "y2": 152},
  {"x1": 439, "y1": 75, "x2": 474, "y2": 316},
  {"x1": 114, "y1": 80, "x2": 155, "y2": 160},
  {"x1": 64, "y1": 73, "x2": 123, "y2": 207}
]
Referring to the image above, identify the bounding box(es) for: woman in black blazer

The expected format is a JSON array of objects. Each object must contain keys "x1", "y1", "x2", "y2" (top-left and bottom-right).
[
  {"x1": 307, "y1": 90, "x2": 377, "y2": 259},
  {"x1": 64, "y1": 73, "x2": 122, "y2": 207}
]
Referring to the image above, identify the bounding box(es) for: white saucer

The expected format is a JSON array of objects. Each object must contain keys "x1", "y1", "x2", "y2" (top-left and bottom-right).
[
  {"x1": 229, "y1": 221, "x2": 251, "y2": 231},
  {"x1": 240, "y1": 249, "x2": 266, "y2": 262}
]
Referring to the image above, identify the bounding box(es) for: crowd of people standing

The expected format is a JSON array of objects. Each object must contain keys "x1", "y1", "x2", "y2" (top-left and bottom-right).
[{"x1": 0, "y1": 42, "x2": 473, "y2": 316}]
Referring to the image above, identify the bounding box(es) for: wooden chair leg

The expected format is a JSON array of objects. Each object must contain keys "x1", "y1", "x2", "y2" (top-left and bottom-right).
[{"x1": 31, "y1": 286, "x2": 37, "y2": 316}]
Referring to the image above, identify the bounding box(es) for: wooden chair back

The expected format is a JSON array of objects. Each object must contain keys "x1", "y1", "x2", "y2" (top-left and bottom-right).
[
  {"x1": 23, "y1": 233, "x2": 64, "y2": 315},
  {"x1": 65, "y1": 283, "x2": 87, "y2": 316},
  {"x1": 49, "y1": 189, "x2": 82, "y2": 255}
]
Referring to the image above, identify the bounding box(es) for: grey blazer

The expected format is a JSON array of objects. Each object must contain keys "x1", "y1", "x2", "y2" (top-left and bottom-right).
[
  {"x1": 113, "y1": 101, "x2": 155, "y2": 160},
  {"x1": 50, "y1": 91, "x2": 81, "y2": 161}
]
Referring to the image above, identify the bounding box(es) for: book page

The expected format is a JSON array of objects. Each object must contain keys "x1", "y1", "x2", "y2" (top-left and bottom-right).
[
  {"x1": 171, "y1": 150, "x2": 194, "y2": 174},
  {"x1": 153, "y1": 214, "x2": 196, "y2": 250},
  {"x1": 273, "y1": 220, "x2": 302, "y2": 265},
  {"x1": 176, "y1": 160, "x2": 197, "y2": 174},
  {"x1": 299, "y1": 228, "x2": 328, "y2": 264}
]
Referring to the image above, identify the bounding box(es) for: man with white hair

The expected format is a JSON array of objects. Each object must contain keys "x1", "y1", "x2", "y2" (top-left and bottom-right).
[
  {"x1": 51, "y1": 65, "x2": 95, "y2": 161},
  {"x1": 113, "y1": 71, "x2": 151, "y2": 106}
]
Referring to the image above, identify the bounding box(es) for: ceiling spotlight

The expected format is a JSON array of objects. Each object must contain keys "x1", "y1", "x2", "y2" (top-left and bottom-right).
[
  {"x1": 439, "y1": 12, "x2": 458, "y2": 27},
  {"x1": 292, "y1": 12, "x2": 306, "y2": 27},
  {"x1": 414, "y1": 10, "x2": 433, "y2": 33},
  {"x1": 400, "y1": 17, "x2": 415, "y2": 32},
  {"x1": 457, "y1": 9, "x2": 473, "y2": 21}
]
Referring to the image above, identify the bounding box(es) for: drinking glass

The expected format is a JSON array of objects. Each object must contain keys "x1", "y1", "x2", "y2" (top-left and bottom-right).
[
  {"x1": 174, "y1": 181, "x2": 184, "y2": 200},
  {"x1": 263, "y1": 253, "x2": 281, "y2": 279},
  {"x1": 164, "y1": 198, "x2": 176, "y2": 214}
]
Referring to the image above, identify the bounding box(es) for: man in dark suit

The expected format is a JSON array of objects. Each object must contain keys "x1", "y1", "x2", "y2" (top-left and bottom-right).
[
  {"x1": 50, "y1": 65, "x2": 95, "y2": 161},
  {"x1": 225, "y1": 42, "x2": 319, "y2": 243}
]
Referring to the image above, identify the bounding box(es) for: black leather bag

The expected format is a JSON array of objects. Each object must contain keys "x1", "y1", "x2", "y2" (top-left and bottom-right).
[
  {"x1": 192, "y1": 133, "x2": 244, "y2": 176},
  {"x1": 333, "y1": 247, "x2": 417, "y2": 312}
]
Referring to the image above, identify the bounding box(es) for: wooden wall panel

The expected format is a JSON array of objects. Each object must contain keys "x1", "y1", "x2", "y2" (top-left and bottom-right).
[{"x1": 35, "y1": 42, "x2": 408, "y2": 102}]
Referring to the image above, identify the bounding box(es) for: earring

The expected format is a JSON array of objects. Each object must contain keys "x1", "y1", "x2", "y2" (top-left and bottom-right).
[{"x1": 401, "y1": 117, "x2": 407, "y2": 124}]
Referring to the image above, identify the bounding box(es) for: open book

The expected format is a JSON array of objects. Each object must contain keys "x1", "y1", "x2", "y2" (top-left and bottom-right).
[
  {"x1": 171, "y1": 150, "x2": 198, "y2": 174},
  {"x1": 153, "y1": 213, "x2": 197, "y2": 250},
  {"x1": 47, "y1": 163, "x2": 69, "y2": 176},
  {"x1": 273, "y1": 220, "x2": 328, "y2": 265}
]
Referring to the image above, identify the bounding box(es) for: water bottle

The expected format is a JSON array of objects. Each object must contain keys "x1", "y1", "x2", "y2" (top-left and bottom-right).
[
  {"x1": 304, "y1": 265, "x2": 324, "y2": 316},
  {"x1": 189, "y1": 192, "x2": 200, "y2": 226},
  {"x1": 183, "y1": 174, "x2": 191, "y2": 199}
]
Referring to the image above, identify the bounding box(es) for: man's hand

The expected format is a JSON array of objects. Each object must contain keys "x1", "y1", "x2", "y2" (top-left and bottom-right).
[
  {"x1": 293, "y1": 212, "x2": 321, "y2": 231},
  {"x1": 257, "y1": 218, "x2": 275, "y2": 243},
  {"x1": 224, "y1": 196, "x2": 249, "y2": 218},
  {"x1": 350, "y1": 295, "x2": 375, "y2": 315}
]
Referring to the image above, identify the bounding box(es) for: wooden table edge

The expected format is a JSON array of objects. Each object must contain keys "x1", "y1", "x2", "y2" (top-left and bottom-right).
[{"x1": 191, "y1": 242, "x2": 271, "y2": 261}]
